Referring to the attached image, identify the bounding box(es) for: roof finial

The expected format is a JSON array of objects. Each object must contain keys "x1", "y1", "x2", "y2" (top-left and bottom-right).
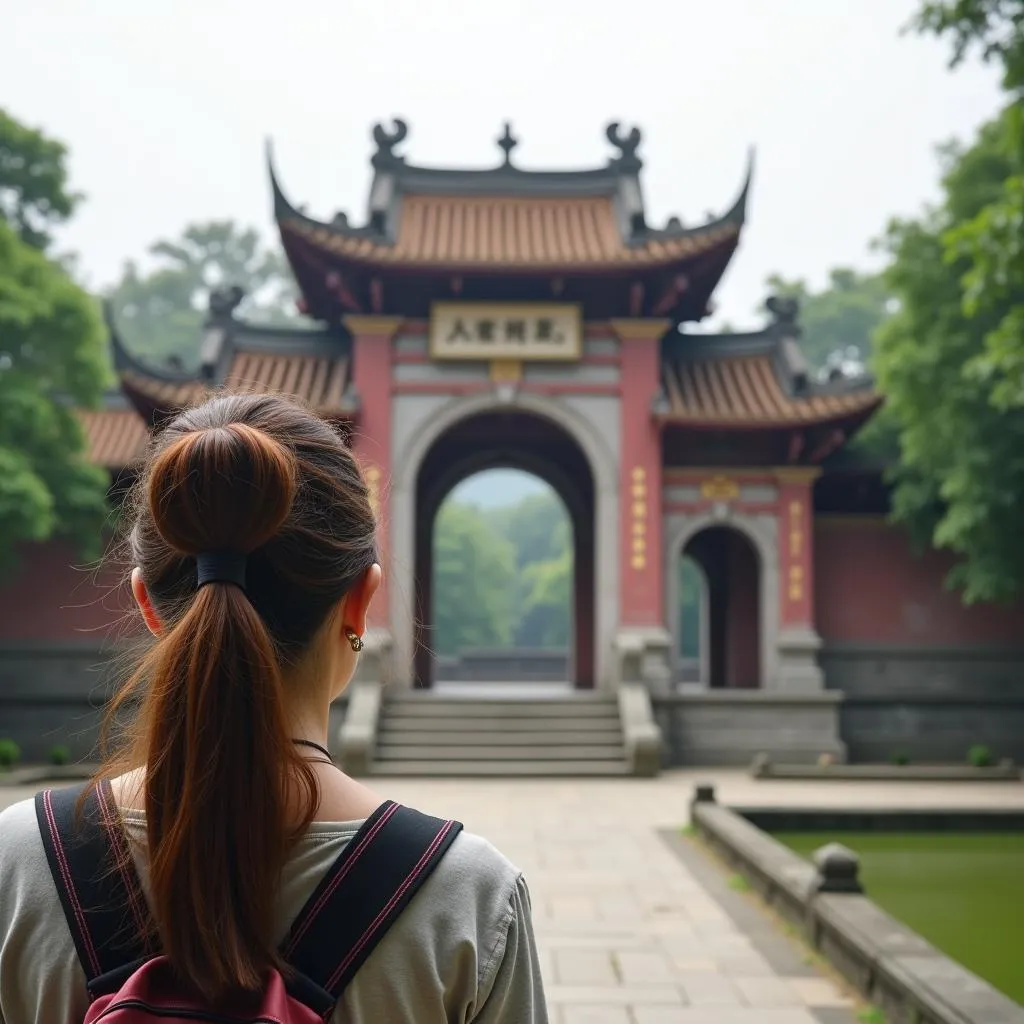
[
  {"x1": 497, "y1": 121, "x2": 518, "y2": 166},
  {"x1": 371, "y1": 119, "x2": 409, "y2": 167},
  {"x1": 606, "y1": 122, "x2": 643, "y2": 171}
]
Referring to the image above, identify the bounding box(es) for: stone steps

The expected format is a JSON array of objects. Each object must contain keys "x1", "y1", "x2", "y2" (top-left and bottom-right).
[
  {"x1": 370, "y1": 759, "x2": 632, "y2": 777},
  {"x1": 369, "y1": 691, "x2": 629, "y2": 777}
]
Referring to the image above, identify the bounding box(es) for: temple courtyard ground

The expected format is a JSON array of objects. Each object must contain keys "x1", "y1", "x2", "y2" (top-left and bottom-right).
[{"x1": 2, "y1": 770, "x2": 1022, "y2": 1023}]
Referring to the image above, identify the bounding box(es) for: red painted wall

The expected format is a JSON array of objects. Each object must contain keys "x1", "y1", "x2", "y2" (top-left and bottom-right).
[
  {"x1": 613, "y1": 320, "x2": 669, "y2": 627},
  {"x1": 0, "y1": 540, "x2": 134, "y2": 642},
  {"x1": 814, "y1": 517, "x2": 1024, "y2": 645}
]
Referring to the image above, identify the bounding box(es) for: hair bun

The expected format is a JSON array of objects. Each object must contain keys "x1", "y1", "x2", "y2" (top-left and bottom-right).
[{"x1": 147, "y1": 422, "x2": 298, "y2": 556}]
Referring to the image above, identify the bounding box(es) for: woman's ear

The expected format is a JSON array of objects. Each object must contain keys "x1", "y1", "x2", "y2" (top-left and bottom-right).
[
  {"x1": 340, "y1": 563, "x2": 382, "y2": 639},
  {"x1": 131, "y1": 567, "x2": 163, "y2": 636}
]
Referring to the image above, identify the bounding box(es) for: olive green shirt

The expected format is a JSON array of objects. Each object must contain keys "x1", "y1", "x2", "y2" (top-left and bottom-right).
[{"x1": 0, "y1": 796, "x2": 547, "y2": 1023}]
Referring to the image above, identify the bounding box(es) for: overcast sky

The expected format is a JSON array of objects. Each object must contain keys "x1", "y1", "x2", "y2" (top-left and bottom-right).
[{"x1": 5, "y1": 0, "x2": 1002, "y2": 326}]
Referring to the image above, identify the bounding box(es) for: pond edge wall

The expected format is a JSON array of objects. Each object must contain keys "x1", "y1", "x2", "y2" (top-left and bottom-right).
[{"x1": 688, "y1": 788, "x2": 1024, "y2": 1024}]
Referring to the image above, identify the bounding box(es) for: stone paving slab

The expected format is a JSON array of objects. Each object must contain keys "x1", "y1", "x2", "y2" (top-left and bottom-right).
[{"x1": 3, "y1": 770, "x2": 1021, "y2": 1021}]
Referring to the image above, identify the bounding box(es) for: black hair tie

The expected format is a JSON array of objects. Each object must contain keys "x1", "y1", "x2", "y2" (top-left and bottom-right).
[{"x1": 195, "y1": 550, "x2": 248, "y2": 591}]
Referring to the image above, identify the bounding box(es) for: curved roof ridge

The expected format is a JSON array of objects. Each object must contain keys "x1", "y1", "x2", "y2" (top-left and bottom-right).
[{"x1": 102, "y1": 301, "x2": 199, "y2": 384}]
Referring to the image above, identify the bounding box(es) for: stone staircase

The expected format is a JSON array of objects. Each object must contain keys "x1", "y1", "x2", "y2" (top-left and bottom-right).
[{"x1": 368, "y1": 690, "x2": 632, "y2": 777}]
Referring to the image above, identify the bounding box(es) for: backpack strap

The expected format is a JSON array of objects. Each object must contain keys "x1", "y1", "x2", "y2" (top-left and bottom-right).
[
  {"x1": 34, "y1": 782, "x2": 154, "y2": 993},
  {"x1": 281, "y1": 799, "x2": 462, "y2": 1007}
]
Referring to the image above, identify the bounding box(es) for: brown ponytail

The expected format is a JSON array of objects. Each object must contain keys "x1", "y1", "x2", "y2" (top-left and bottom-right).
[{"x1": 98, "y1": 395, "x2": 378, "y2": 1000}]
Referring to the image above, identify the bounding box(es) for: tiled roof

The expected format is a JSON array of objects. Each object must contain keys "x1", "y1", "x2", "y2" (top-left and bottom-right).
[
  {"x1": 77, "y1": 408, "x2": 149, "y2": 469},
  {"x1": 281, "y1": 196, "x2": 740, "y2": 270},
  {"x1": 120, "y1": 350, "x2": 352, "y2": 415},
  {"x1": 661, "y1": 353, "x2": 882, "y2": 428}
]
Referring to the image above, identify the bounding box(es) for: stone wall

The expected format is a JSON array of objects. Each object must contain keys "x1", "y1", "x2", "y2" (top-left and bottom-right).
[
  {"x1": 0, "y1": 642, "x2": 115, "y2": 761},
  {"x1": 821, "y1": 643, "x2": 1024, "y2": 762},
  {"x1": 690, "y1": 790, "x2": 1024, "y2": 1024},
  {"x1": 651, "y1": 691, "x2": 845, "y2": 765},
  {"x1": 435, "y1": 648, "x2": 571, "y2": 682}
]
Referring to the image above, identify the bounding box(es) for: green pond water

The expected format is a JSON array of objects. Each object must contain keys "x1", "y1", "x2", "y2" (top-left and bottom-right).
[{"x1": 775, "y1": 833, "x2": 1024, "y2": 1005}]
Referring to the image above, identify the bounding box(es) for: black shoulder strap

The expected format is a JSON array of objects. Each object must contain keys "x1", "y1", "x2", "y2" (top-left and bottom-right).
[
  {"x1": 281, "y1": 799, "x2": 462, "y2": 1008},
  {"x1": 34, "y1": 782, "x2": 154, "y2": 991},
  {"x1": 35, "y1": 787, "x2": 460, "y2": 1011}
]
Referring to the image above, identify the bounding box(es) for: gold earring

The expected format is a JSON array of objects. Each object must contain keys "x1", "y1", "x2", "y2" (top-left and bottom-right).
[{"x1": 346, "y1": 629, "x2": 364, "y2": 653}]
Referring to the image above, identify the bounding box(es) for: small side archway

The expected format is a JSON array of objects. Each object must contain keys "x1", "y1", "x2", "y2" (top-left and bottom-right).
[{"x1": 666, "y1": 513, "x2": 779, "y2": 689}]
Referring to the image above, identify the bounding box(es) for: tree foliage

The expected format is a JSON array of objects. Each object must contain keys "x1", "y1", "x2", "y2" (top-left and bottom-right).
[
  {"x1": 0, "y1": 109, "x2": 79, "y2": 251},
  {"x1": 432, "y1": 487, "x2": 574, "y2": 655},
  {"x1": 108, "y1": 221, "x2": 298, "y2": 369},
  {"x1": 764, "y1": 269, "x2": 892, "y2": 368},
  {"x1": 870, "y1": 1, "x2": 1024, "y2": 602},
  {"x1": 431, "y1": 501, "x2": 518, "y2": 656},
  {"x1": 910, "y1": 0, "x2": 1024, "y2": 90},
  {"x1": 0, "y1": 113, "x2": 110, "y2": 573},
  {"x1": 875, "y1": 107, "x2": 1024, "y2": 601}
]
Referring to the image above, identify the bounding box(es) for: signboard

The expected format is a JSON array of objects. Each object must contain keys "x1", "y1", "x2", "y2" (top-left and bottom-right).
[{"x1": 429, "y1": 303, "x2": 582, "y2": 361}]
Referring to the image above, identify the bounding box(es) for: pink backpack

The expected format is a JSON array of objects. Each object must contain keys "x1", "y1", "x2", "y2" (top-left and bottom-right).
[{"x1": 36, "y1": 782, "x2": 461, "y2": 1022}]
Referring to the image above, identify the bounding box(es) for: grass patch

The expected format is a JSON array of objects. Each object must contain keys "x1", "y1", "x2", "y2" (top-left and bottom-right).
[
  {"x1": 681, "y1": 823, "x2": 697, "y2": 837},
  {"x1": 727, "y1": 873, "x2": 751, "y2": 892},
  {"x1": 857, "y1": 1006, "x2": 885, "y2": 1024}
]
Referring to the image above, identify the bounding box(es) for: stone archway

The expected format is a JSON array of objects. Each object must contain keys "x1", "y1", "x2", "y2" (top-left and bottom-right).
[
  {"x1": 665, "y1": 511, "x2": 780, "y2": 689},
  {"x1": 680, "y1": 527, "x2": 762, "y2": 688},
  {"x1": 390, "y1": 390, "x2": 619, "y2": 688},
  {"x1": 412, "y1": 410, "x2": 595, "y2": 688}
]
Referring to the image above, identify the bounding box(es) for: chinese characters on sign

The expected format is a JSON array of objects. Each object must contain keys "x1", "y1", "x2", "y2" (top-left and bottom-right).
[
  {"x1": 700, "y1": 476, "x2": 740, "y2": 502},
  {"x1": 630, "y1": 466, "x2": 647, "y2": 571},
  {"x1": 788, "y1": 498, "x2": 803, "y2": 602},
  {"x1": 430, "y1": 303, "x2": 582, "y2": 361}
]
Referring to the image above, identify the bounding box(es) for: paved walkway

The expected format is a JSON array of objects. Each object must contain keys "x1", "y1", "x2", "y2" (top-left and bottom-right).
[{"x1": 3, "y1": 771, "x2": 1022, "y2": 1022}]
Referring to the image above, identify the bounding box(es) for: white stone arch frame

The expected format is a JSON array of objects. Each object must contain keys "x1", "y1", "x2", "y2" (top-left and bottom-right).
[
  {"x1": 665, "y1": 511, "x2": 780, "y2": 689},
  {"x1": 390, "y1": 391, "x2": 619, "y2": 687}
]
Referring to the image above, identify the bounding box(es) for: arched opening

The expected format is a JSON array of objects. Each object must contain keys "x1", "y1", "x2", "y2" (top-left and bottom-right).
[
  {"x1": 413, "y1": 409, "x2": 595, "y2": 689},
  {"x1": 679, "y1": 526, "x2": 761, "y2": 688},
  {"x1": 430, "y1": 470, "x2": 574, "y2": 686}
]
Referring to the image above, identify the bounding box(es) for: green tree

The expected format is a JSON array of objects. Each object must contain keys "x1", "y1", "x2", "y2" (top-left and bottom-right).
[
  {"x1": 764, "y1": 269, "x2": 892, "y2": 368},
  {"x1": 108, "y1": 221, "x2": 298, "y2": 369},
  {"x1": 0, "y1": 109, "x2": 79, "y2": 251},
  {"x1": 0, "y1": 113, "x2": 109, "y2": 574},
  {"x1": 870, "y1": 0, "x2": 1024, "y2": 602},
  {"x1": 911, "y1": 0, "x2": 1024, "y2": 91},
  {"x1": 874, "y1": 109, "x2": 1023, "y2": 602},
  {"x1": 516, "y1": 550, "x2": 572, "y2": 649},
  {"x1": 431, "y1": 501, "x2": 518, "y2": 655},
  {"x1": 491, "y1": 490, "x2": 570, "y2": 568},
  {"x1": 489, "y1": 489, "x2": 574, "y2": 648},
  {"x1": 678, "y1": 557, "x2": 703, "y2": 660}
]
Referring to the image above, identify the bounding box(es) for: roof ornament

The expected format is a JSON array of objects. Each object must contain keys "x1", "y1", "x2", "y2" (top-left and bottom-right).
[
  {"x1": 371, "y1": 119, "x2": 409, "y2": 166},
  {"x1": 766, "y1": 294, "x2": 801, "y2": 335},
  {"x1": 606, "y1": 122, "x2": 643, "y2": 171},
  {"x1": 497, "y1": 121, "x2": 518, "y2": 166},
  {"x1": 207, "y1": 285, "x2": 245, "y2": 323}
]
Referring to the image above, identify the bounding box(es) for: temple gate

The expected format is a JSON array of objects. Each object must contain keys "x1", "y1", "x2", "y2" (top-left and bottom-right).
[{"x1": 3, "y1": 119, "x2": 1023, "y2": 771}]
